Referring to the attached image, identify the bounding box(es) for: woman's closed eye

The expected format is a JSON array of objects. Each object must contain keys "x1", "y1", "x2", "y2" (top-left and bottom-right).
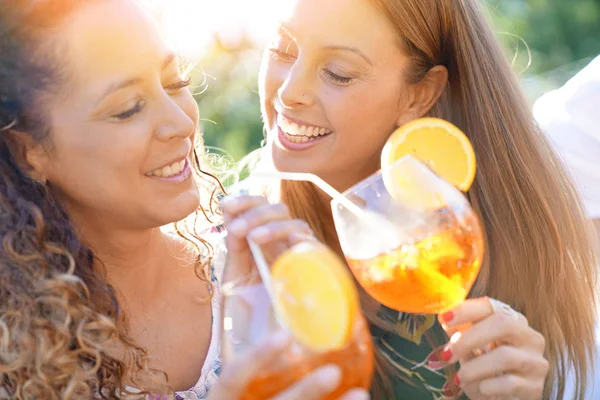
[
  {"x1": 110, "y1": 78, "x2": 191, "y2": 121},
  {"x1": 322, "y1": 69, "x2": 353, "y2": 85},
  {"x1": 112, "y1": 99, "x2": 145, "y2": 121}
]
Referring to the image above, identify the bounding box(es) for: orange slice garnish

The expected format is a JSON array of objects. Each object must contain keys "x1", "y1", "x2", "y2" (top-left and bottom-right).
[
  {"x1": 271, "y1": 241, "x2": 359, "y2": 352},
  {"x1": 381, "y1": 118, "x2": 476, "y2": 192}
]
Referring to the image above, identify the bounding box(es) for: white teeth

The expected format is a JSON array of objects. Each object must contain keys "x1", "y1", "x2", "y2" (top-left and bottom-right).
[
  {"x1": 277, "y1": 114, "x2": 332, "y2": 138},
  {"x1": 147, "y1": 159, "x2": 186, "y2": 177},
  {"x1": 289, "y1": 123, "x2": 299, "y2": 134}
]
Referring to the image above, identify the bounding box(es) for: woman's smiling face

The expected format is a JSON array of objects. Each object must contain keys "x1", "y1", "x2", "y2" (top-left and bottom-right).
[
  {"x1": 259, "y1": 0, "x2": 418, "y2": 191},
  {"x1": 29, "y1": 0, "x2": 202, "y2": 230}
]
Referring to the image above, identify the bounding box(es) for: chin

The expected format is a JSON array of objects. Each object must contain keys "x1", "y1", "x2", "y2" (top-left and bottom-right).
[
  {"x1": 273, "y1": 156, "x2": 315, "y2": 175},
  {"x1": 153, "y1": 190, "x2": 201, "y2": 227},
  {"x1": 271, "y1": 147, "x2": 319, "y2": 175}
]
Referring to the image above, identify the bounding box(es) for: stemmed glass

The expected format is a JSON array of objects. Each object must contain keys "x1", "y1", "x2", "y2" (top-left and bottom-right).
[{"x1": 331, "y1": 155, "x2": 484, "y2": 315}]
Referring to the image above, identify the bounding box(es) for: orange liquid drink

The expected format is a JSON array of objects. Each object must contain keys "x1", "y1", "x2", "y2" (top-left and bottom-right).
[
  {"x1": 222, "y1": 241, "x2": 374, "y2": 399},
  {"x1": 241, "y1": 317, "x2": 374, "y2": 400},
  {"x1": 347, "y1": 210, "x2": 483, "y2": 314}
]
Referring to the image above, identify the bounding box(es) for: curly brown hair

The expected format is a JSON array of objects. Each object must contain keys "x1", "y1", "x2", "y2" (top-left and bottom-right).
[{"x1": 0, "y1": 1, "x2": 224, "y2": 398}]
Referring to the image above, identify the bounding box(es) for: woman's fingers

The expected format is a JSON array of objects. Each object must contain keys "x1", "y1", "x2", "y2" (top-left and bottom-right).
[
  {"x1": 439, "y1": 298, "x2": 549, "y2": 400},
  {"x1": 270, "y1": 366, "x2": 370, "y2": 400},
  {"x1": 248, "y1": 220, "x2": 313, "y2": 245},
  {"x1": 439, "y1": 297, "x2": 526, "y2": 331},
  {"x1": 226, "y1": 203, "x2": 291, "y2": 238},
  {"x1": 270, "y1": 365, "x2": 342, "y2": 400},
  {"x1": 338, "y1": 389, "x2": 371, "y2": 400},
  {"x1": 446, "y1": 314, "x2": 542, "y2": 363},
  {"x1": 221, "y1": 195, "x2": 270, "y2": 220},
  {"x1": 478, "y1": 373, "x2": 545, "y2": 399},
  {"x1": 456, "y1": 345, "x2": 550, "y2": 386},
  {"x1": 208, "y1": 331, "x2": 292, "y2": 399}
]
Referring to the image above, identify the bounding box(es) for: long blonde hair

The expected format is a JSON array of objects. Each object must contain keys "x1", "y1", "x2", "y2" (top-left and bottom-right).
[{"x1": 270, "y1": 0, "x2": 598, "y2": 398}]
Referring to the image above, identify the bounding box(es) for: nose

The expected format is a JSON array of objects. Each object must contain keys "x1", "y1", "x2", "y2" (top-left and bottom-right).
[
  {"x1": 154, "y1": 92, "x2": 196, "y2": 141},
  {"x1": 277, "y1": 60, "x2": 316, "y2": 109}
]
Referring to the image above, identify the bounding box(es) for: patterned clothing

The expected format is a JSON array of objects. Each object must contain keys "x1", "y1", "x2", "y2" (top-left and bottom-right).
[{"x1": 372, "y1": 305, "x2": 464, "y2": 399}]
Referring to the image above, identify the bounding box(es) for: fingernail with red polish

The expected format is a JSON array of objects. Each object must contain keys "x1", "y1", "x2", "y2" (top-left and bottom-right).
[
  {"x1": 443, "y1": 380, "x2": 461, "y2": 397},
  {"x1": 440, "y1": 346, "x2": 453, "y2": 362},
  {"x1": 441, "y1": 311, "x2": 455, "y2": 323},
  {"x1": 427, "y1": 350, "x2": 444, "y2": 370},
  {"x1": 453, "y1": 373, "x2": 461, "y2": 387}
]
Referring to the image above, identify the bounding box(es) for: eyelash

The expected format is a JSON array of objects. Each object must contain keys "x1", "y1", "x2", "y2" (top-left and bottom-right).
[
  {"x1": 269, "y1": 48, "x2": 296, "y2": 62},
  {"x1": 166, "y1": 77, "x2": 192, "y2": 92},
  {"x1": 114, "y1": 99, "x2": 145, "y2": 120},
  {"x1": 112, "y1": 78, "x2": 192, "y2": 121},
  {"x1": 323, "y1": 69, "x2": 353, "y2": 85},
  {"x1": 269, "y1": 47, "x2": 354, "y2": 86}
]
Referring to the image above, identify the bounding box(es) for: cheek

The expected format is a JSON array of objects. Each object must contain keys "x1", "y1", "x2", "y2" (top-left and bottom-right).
[
  {"x1": 259, "y1": 59, "x2": 285, "y2": 123},
  {"x1": 328, "y1": 82, "x2": 403, "y2": 145},
  {"x1": 46, "y1": 123, "x2": 147, "y2": 194}
]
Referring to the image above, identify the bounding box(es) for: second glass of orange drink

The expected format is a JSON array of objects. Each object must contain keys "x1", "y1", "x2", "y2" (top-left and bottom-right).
[
  {"x1": 332, "y1": 118, "x2": 484, "y2": 315},
  {"x1": 221, "y1": 241, "x2": 374, "y2": 399}
]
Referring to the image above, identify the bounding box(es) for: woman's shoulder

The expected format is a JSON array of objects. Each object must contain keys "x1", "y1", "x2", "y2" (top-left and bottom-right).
[{"x1": 169, "y1": 226, "x2": 225, "y2": 399}]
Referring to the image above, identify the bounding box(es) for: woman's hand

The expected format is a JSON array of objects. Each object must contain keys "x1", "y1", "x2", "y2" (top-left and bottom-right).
[
  {"x1": 221, "y1": 195, "x2": 314, "y2": 285},
  {"x1": 207, "y1": 331, "x2": 370, "y2": 400},
  {"x1": 217, "y1": 195, "x2": 369, "y2": 400},
  {"x1": 438, "y1": 297, "x2": 549, "y2": 399}
]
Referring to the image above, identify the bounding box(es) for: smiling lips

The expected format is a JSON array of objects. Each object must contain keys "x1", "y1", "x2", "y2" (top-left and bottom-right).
[
  {"x1": 146, "y1": 159, "x2": 187, "y2": 178},
  {"x1": 277, "y1": 114, "x2": 332, "y2": 143}
]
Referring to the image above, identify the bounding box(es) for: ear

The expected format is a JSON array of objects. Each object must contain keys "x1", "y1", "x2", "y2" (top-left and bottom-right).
[
  {"x1": 4, "y1": 129, "x2": 50, "y2": 183},
  {"x1": 396, "y1": 65, "x2": 448, "y2": 126}
]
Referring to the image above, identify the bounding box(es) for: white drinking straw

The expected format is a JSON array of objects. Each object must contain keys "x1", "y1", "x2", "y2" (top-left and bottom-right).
[
  {"x1": 247, "y1": 237, "x2": 273, "y2": 291},
  {"x1": 251, "y1": 171, "x2": 366, "y2": 217}
]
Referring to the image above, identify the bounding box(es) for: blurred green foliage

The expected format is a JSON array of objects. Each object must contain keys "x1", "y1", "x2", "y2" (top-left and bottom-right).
[
  {"x1": 194, "y1": 0, "x2": 600, "y2": 162},
  {"x1": 193, "y1": 37, "x2": 265, "y2": 164}
]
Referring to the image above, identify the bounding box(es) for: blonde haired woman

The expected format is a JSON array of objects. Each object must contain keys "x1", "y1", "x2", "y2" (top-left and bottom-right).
[{"x1": 238, "y1": 0, "x2": 599, "y2": 397}]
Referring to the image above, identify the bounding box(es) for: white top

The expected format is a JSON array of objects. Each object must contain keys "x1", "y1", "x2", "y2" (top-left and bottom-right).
[
  {"x1": 535, "y1": 55, "x2": 600, "y2": 399},
  {"x1": 533, "y1": 55, "x2": 600, "y2": 219}
]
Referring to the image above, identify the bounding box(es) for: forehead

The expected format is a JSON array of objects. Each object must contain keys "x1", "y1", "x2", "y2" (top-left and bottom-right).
[
  {"x1": 280, "y1": 0, "x2": 399, "y2": 52},
  {"x1": 56, "y1": 0, "x2": 168, "y2": 94}
]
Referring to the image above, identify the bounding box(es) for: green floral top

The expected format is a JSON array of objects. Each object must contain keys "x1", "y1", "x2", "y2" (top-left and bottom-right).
[{"x1": 370, "y1": 306, "x2": 465, "y2": 399}]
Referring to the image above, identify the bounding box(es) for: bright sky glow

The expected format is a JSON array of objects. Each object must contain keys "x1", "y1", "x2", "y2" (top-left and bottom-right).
[{"x1": 143, "y1": 0, "x2": 295, "y2": 58}]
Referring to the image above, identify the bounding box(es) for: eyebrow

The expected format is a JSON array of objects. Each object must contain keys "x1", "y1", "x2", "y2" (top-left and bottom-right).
[
  {"x1": 98, "y1": 53, "x2": 177, "y2": 101},
  {"x1": 324, "y1": 45, "x2": 373, "y2": 65},
  {"x1": 276, "y1": 24, "x2": 373, "y2": 66}
]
